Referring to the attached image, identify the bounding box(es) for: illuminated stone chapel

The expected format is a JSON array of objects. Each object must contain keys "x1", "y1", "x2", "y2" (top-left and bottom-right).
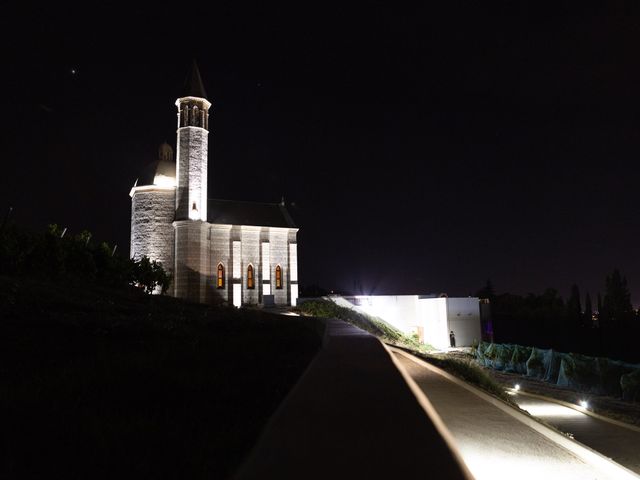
[{"x1": 129, "y1": 63, "x2": 299, "y2": 306}]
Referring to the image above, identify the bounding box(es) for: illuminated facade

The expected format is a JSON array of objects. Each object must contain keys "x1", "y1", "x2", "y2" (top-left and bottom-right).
[
  {"x1": 130, "y1": 63, "x2": 299, "y2": 306},
  {"x1": 333, "y1": 295, "x2": 482, "y2": 349}
]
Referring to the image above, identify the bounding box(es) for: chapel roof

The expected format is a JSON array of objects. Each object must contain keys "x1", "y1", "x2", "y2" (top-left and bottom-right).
[
  {"x1": 182, "y1": 60, "x2": 208, "y2": 99},
  {"x1": 134, "y1": 159, "x2": 176, "y2": 186},
  {"x1": 207, "y1": 198, "x2": 297, "y2": 229},
  {"x1": 133, "y1": 143, "x2": 176, "y2": 188}
]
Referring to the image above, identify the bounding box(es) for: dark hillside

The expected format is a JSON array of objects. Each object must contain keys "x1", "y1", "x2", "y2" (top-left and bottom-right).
[{"x1": 0, "y1": 276, "x2": 323, "y2": 479}]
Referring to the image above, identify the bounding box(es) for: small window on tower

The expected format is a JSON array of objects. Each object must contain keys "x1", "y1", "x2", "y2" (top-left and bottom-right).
[
  {"x1": 217, "y1": 263, "x2": 224, "y2": 289},
  {"x1": 193, "y1": 105, "x2": 199, "y2": 127},
  {"x1": 247, "y1": 264, "x2": 255, "y2": 289},
  {"x1": 275, "y1": 265, "x2": 282, "y2": 289}
]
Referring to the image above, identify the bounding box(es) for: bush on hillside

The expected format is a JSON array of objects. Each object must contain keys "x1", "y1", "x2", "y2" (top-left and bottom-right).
[
  {"x1": 131, "y1": 256, "x2": 172, "y2": 294},
  {"x1": 0, "y1": 223, "x2": 170, "y2": 294}
]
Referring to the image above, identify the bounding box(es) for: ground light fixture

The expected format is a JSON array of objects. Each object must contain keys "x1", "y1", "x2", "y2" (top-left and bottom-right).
[
  {"x1": 579, "y1": 400, "x2": 589, "y2": 409},
  {"x1": 514, "y1": 383, "x2": 521, "y2": 391}
]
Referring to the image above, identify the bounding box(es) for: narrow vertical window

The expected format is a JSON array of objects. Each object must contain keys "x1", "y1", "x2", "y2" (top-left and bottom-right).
[
  {"x1": 275, "y1": 265, "x2": 282, "y2": 289},
  {"x1": 193, "y1": 105, "x2": 199, "y2": 127},
  {"x1": 217, "y1": 263, "x2": 224, "y2": 289},
  {"x1": 247, "y1": 264, "x2": 254, "y2": 289}
]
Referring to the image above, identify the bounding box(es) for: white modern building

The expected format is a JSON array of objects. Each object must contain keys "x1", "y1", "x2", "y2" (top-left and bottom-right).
[
  {"x1": 129, "y1": 62, "x2": 299, "y2": 307},
  {"x1": 333, "y1": 295, "x2": 482, "y2": 350}
]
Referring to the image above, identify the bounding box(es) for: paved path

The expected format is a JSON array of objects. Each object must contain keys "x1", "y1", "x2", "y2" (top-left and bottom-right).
[
  {"x1": 515, "y1": 392, "x2": 640, "y2": 474},
  {"x1": 234, "y1": 320, "x2": 471, "y2": 479},
  {"x1": 393, "y1": 349, "x2": 639, "y2": 480}
]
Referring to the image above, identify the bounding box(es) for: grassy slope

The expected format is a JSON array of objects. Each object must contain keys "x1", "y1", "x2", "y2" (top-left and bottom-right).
[
  {"x1": 295, "y1": 298, "x2": 429, "y2": 351},
  {"x1": 411, "y1": 351, "x2": 516, "y2": 405},
  {"x1": 0, "y1": 276, "x2": 323, "y2": 479}
]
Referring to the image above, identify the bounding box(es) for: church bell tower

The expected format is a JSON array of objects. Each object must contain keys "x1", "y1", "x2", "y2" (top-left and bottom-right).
[
  {"x1": 175, "y1": 61, "x2": 210, "y2": 221},
  {"x1": 172, "y1": 61, "x2": 211, "y2": 302}
]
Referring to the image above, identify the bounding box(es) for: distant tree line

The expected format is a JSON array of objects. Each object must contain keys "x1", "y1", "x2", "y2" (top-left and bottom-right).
[
  {"x1": 0, "y1": 222, "x2": 170, "y2": 294},
  {"x1": 478, "y1": 271, "x2": 640, "y2": 363}
]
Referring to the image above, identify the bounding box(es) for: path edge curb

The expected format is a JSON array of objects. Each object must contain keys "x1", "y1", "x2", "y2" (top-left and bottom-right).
[
  {"x1": 382, "y1": 343, "x2": 476, "y2": 480},
  {"x1": 390, "y1": 347, "x2": 640, "y2": 480}
]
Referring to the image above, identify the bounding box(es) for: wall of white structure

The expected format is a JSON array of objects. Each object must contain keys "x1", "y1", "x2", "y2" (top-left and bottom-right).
[{"x1": 332, "y1": 295, "x2": 482, "y2": 350}]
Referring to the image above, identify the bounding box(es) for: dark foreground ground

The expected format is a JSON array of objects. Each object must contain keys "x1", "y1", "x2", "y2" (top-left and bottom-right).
[{"x1": 0, "y1": 276, "x2": 323, "y2": 479}]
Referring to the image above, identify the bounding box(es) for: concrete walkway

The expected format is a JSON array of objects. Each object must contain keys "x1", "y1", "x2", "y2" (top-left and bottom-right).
[
  {"x1": 393, "y1": 349, "x2": 640, "y2": 480},
  {"x1": 515, "y1": 392, "x2": 640, "y2": 474},
  {"x1": 234, "y1": 319, "x2": 472, "y2": 479}
]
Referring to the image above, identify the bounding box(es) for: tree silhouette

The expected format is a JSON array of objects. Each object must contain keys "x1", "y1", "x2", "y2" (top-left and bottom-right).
[
  {"x1": 567, "y1": 284, "x2": 582, "y2": 327},
  {"x1": 584, "y1": 292, "x2": 593, "y2": 328},
  {"x1": 476, "y1": 280, "x2": 496, "y2": 302},
  {"x1": 602, "y1": 269, "x2": 633, "y2": 328}
]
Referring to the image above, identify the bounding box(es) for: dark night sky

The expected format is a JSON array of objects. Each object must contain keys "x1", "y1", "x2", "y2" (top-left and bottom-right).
[{"x1": 3, "y1": 3, "x2": 640, "y2": 303}]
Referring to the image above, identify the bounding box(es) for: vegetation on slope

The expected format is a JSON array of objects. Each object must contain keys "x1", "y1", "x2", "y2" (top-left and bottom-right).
[
  {"x1": 413, "y1": 352, "x2": 516, "y2": 404},
  {"x1": 1, "y1": 223, "x2": 170, "y2": 293},
  {"x1": 0, "y1": 276, "x2": 324, "y2": 479},
  {"x1": 294, "y1": 298, "x2": 430, "y2": 351}
]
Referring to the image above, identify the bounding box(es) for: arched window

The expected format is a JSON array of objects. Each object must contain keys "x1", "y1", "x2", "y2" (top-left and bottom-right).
[
  {"x1": 275, "y1": 265, "x2": 283, "y2": 289},
  {"x1": 217, "y1": 263, "x2": 224, "y2": 289},
  {"x1": 247, "y1": 264, "x2": 255, "y2": 289}
]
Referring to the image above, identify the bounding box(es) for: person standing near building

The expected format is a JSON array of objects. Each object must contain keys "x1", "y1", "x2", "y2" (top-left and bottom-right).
[{"x1": 449, "y1": 330, "x2": 456, "y2": 348}]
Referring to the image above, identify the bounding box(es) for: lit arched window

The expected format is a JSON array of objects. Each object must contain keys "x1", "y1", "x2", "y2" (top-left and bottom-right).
[
  {"x1": 275, "y1": 265, "x2": 282, "y2": 289},
  {"x1": 217, "y1": 263, "x2": 224, "y2": 289},
  {"x1": 247, "y1": 264, "x2": 255, "y2": 289}
]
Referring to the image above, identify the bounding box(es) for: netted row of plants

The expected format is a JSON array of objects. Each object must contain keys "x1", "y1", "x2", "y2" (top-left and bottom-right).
[{"x1": 476, "y1": 341, "x2": 640, "y2": 402}]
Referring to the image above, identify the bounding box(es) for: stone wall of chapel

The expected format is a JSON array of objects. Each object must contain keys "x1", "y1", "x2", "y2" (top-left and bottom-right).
[
  {"x1": 240, "y1": 227, "x2": 261, "y2": 305},
  {"x1": 174, "y1": 221, "x2": 208, "y2": 303},
  {"x1": 269, "y1": 229, "x2": 290, "y2": 305},
  {"x1": 130, "y1": 189, "x2": 175, "y2": 293},
  {"x1": 207, "y1": 225, "x2": 232, "y2": 304},
  {"x1": 191, "y1": 224, "x2": 298, "y2": 306}
]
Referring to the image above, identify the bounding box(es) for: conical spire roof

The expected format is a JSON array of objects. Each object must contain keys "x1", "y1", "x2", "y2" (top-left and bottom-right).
[{"x1": 182, "y1": 60, "x2": 208, "y2": 99}]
